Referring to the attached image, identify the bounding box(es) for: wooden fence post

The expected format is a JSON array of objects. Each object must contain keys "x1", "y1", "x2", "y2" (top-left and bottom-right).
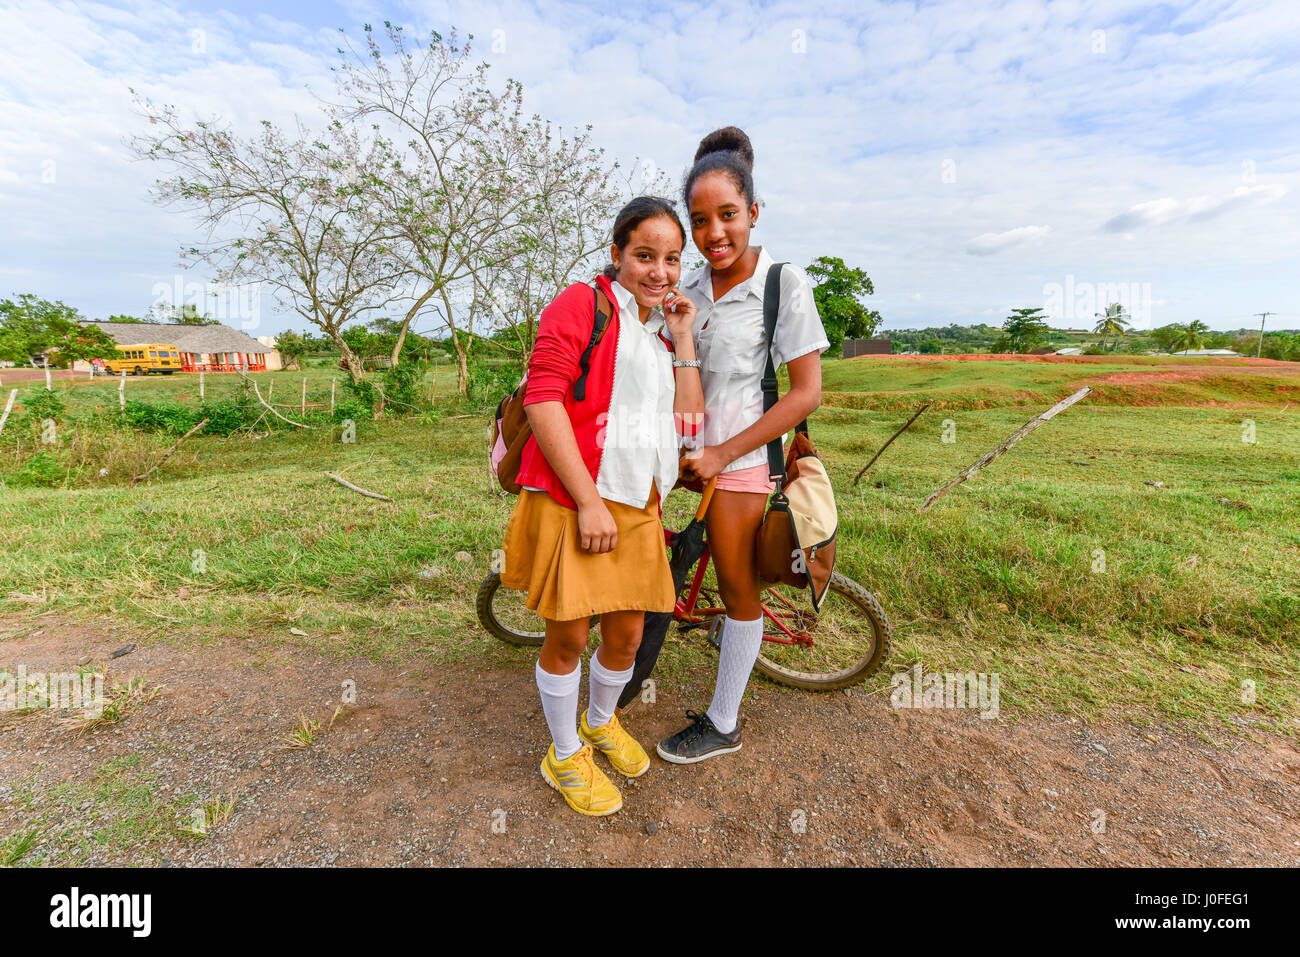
[
  {"x1": 330, "y1": 378, "x2": 336, "y2": 414},
  {"x1": 200, "y1": 370, "x2": 205, "y2": 399},
  {"x1": 301, "y1": 377, "x2": 306, "y2": 416},
  {"x1": 119, "y1": 370, "x2": 126, "y2": 411},
  {"x1": 0, "y1": 388, "x2": 17, "y2": 436}
]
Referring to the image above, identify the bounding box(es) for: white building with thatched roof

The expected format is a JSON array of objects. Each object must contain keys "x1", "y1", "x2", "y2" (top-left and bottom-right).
[{"x1": 76, "y1": 321, "x2": 281, "y2": 372}]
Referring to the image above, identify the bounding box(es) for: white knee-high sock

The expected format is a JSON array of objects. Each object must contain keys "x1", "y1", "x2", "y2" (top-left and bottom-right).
[
  {"x1": 706, "y1": 615, "x2": 764, "y2": 735},
  {"x1": 587, "y1": 649, "x2": 634, "y2": 730},
  {"x1": 535, "y1": 660, "x2": 582, "y2": 760}
]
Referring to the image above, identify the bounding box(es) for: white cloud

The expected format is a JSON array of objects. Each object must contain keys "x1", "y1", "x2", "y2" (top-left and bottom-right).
[
  {"x1": 1104, "y1": 184, "x2": 1288, "y2": 231},
  {"x1": 1, "y1": 0, "x2": 1298, "y2": 333},
  {"x1": 966, "y1": 225, "x2": 1052, "y2": 256}
]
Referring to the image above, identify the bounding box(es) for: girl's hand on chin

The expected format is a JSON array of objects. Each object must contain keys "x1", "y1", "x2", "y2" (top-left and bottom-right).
[{"x1": 662, "y1": 287, "x2": 697, "y2": 339}]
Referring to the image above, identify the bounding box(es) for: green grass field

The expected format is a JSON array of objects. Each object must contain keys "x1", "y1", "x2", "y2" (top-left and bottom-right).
[{"x1": 2, "y1": 355, "x2": 1297, "y2": 741}]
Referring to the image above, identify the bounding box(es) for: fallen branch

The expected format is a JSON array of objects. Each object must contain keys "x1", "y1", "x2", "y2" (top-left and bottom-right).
[
  {"x1": 324, "y1": 471, "x2": 393, "y2": 502},
  {"x1": 132, "y1": 418, "x2": 209, "y2": 483},
  {"x1": 853, "y1": 401, "x2": 931, "y2": 486},
  {"x1": 235, "y1": 370, "x2": 312, "y2": 428},
  {"x1": 919, "y1": 387, "x2": 1092, "y2": 511}
]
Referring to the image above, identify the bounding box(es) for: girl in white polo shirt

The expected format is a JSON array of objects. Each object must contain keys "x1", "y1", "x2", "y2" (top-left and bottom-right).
[{"x1": 657, "y1": 126, "x2": 829, "y2": 764}]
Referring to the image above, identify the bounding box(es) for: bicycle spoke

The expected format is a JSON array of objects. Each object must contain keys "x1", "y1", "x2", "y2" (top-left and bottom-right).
[{"x1": 755, "y1": 573, "x2": 889, "y2": 687}]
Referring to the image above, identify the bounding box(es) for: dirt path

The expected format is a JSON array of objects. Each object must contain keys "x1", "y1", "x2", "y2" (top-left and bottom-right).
[{"x1": 2, "y1": 613, "x2": 1297, "y2": 866}]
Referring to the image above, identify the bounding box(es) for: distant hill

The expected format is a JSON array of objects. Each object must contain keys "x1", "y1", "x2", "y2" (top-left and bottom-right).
[{"x1": 884, "y1": 324, "x2": 1299, "y2": 357}]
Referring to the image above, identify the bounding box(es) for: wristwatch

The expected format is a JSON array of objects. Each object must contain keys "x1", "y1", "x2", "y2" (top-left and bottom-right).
[{"x1": 672, "y1": 359, "x2": 701, "y2": 369}]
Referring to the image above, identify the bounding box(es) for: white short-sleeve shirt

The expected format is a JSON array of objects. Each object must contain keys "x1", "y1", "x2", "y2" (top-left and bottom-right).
[{"x1": 680, "y1": 246, "x2": 829, "y2": 474}]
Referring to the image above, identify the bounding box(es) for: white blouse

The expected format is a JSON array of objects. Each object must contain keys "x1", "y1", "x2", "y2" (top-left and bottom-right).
[
  {"x1": 679, "y1": 246, "x2": 829, "y2": 474},
  {"x1": 596, "y1": 280, "x2": 680, "y2": 507}
]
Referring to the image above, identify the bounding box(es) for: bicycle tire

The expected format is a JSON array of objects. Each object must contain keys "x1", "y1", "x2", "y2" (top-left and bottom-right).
[
  {"x1": 476, "y1": 572, "x2": 545, "y2": 646},
  {"x1": 754, "y1": 571, "x2": 891, "y2": 691},
  {"x1": 476, "y1": 572, "x2": 601, "y2": 647}
]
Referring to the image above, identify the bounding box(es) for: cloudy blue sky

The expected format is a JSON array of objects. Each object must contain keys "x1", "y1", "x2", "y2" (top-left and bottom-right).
[{"x1": 2, "y1": 0, "x2": 1298, "y2": 338}]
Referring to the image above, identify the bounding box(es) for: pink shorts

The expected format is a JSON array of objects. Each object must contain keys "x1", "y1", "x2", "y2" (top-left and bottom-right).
[{"x1": 714, "y1": 463, "x2": 775, "y2": 494}]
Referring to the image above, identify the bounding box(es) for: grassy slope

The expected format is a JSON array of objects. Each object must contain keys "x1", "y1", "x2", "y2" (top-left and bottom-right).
[{"x1": 2, "y1": 357, "x2": 1297, "y2": 740}]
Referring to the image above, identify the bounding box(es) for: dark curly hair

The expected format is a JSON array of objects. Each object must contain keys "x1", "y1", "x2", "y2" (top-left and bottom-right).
[
  {"x1": 683, "y1": 126, "x2": 755, "y2": 209},
  {"x1": 601, "y1": 196, "x2": 686, "y2": 279}
]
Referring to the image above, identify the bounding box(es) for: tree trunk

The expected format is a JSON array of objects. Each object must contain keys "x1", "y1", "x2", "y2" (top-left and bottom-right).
[
  {"x1": 337, "y1": 340, "x2": 364, "y2": 385},
  {"x1": 389, "y1": 286, "x2": 439, "y2": 368},
  {"x1": 438, "y1": 288, "x2": 470, "y2": 397},
  {"x1": 454, "y1": 334, "x2": 469, "y2": 397}
]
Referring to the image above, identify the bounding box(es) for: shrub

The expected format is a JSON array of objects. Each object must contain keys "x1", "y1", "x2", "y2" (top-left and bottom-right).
[
  {"x1": 378, "y1": 361, "x2": 424, "y2": 413},
  {"x1": 197, "y1": 399, "x2": 255, "y2": 435},
  {"x1": 19, "y1": 388, "x2": 65, "y2": 421},
  {"x1": 122, "y1": 400, "x2": 202, "y2": 434},
  {"x1": 8, "y1": 451, "x2": 66, "y2": 487},
  {"x1": 466, "y1": 355, "x2": 522, "y2": 407},
  {"x1": 333, "y1": 398, "x2": 373, "y2": 422}
]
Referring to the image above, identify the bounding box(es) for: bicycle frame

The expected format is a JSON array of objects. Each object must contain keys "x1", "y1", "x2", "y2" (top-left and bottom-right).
[{"x1": 667, "y1": 532, "x2": 815, "y2": 648}]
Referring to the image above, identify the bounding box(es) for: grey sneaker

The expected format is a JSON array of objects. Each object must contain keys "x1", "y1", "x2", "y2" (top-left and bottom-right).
[{"x1": 656, "y1": 709, "x2": 742, "y2": 765}]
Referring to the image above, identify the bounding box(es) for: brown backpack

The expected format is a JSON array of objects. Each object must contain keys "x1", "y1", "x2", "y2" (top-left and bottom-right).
[{"x1": 490, "y1": 285, "x2": 613, "y2": 493}]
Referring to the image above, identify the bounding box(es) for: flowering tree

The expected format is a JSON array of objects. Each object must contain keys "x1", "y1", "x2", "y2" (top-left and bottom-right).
[
  {"x1": 334, "y1": 23, "x2": 624, "y2": 391},
  {"x1": 129, "y1": 99, "x2": 405, "y2": 384},
  {"x1": 131, "y1": 22, "x2": 635, "y2": 397},
  {"x1": 469, "y1": 128, "x2": 630, "y2": 363}
]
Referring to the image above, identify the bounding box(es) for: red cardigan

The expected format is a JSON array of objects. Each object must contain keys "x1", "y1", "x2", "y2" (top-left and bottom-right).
[{"x1": 518, "y1": 276, "x2": 679, "y2": 510}]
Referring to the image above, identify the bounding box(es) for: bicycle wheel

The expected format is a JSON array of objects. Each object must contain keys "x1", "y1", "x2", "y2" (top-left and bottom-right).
[
  {"x1": 476, "y1": 572, "x2": 545, "y2": 646},
  {"x1": 476, "y1": 572, "x2": 602, "y2": 646},
  {"x1": 754, "y1": 571, "x2": 890, "y2": 690}
]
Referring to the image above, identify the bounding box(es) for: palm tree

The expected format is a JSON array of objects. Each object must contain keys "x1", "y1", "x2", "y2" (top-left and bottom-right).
[
  {"x1": 1093, "y1": 303, "x2": 1131, "y2": 352},
  {"x1": 1174, "y1": 320, "x2": 1210, "y2": 355}
]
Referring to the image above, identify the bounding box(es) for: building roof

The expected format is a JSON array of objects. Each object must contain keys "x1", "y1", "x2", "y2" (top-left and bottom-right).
[{"x1": 78, "y1": 321, "x2": 273, "y2": 354}]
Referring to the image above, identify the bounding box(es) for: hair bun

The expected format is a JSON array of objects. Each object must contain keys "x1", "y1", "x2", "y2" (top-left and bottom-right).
[{"x1": 694, "y1": 126, "x2": 754, "y2": 169}]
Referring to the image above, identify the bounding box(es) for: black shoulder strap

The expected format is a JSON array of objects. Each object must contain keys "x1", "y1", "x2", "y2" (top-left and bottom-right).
[
  {"x1": 761, "y1": 262, "x2": 809, "y2": 484},
  {"x1": 573, "y1": 285, "x2": 612, "y2": 402}
]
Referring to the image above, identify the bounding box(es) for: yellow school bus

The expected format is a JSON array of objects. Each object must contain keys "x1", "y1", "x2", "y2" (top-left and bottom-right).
[{"x1": 101, "y1": 343, "x2": 182, "y2": 376}]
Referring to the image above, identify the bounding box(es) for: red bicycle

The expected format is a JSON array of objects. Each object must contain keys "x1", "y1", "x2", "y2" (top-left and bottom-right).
[{"x1": 476, "y1": 485, "x2": 890, "y2": 691}]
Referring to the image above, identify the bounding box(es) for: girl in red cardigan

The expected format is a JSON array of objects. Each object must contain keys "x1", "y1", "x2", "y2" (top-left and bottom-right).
[{"x1": 501, "y1": 197, "x2": 703, "y2": 816}]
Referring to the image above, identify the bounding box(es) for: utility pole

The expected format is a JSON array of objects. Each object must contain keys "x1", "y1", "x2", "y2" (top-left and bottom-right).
[{"x1": 1254, "y1": 312, "x2": 1273, "y2": 358}]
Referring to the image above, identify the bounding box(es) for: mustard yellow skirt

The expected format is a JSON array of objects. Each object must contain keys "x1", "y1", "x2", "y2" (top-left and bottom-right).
[{"x1": 500, "y1": 487, "x2": 675, "y2": 622}]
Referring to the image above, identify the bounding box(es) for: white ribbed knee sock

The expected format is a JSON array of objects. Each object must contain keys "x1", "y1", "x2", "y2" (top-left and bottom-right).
[
  {"x1": 535, "y1": 660, "x2": 582, "y2": 760},
  {"x1": 706, "y1": 615, "x2": 764, "y2": 735},
  {"x1": 587, "y1": 649, "x2": 633, "y2": 730}
]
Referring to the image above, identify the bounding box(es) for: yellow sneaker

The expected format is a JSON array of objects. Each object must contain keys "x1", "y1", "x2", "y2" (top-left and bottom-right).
[
  {"x1": 540, "y1": 743, "x2": 623, "y2": 816},
  {"x1": 580, "y1": 709, "x2": 650, "y2": 778}
]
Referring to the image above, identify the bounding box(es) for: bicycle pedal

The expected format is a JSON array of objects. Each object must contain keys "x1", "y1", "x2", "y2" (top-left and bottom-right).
[{"x1": 706, "y1": 616, "x2": 724, "y2": 649}]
